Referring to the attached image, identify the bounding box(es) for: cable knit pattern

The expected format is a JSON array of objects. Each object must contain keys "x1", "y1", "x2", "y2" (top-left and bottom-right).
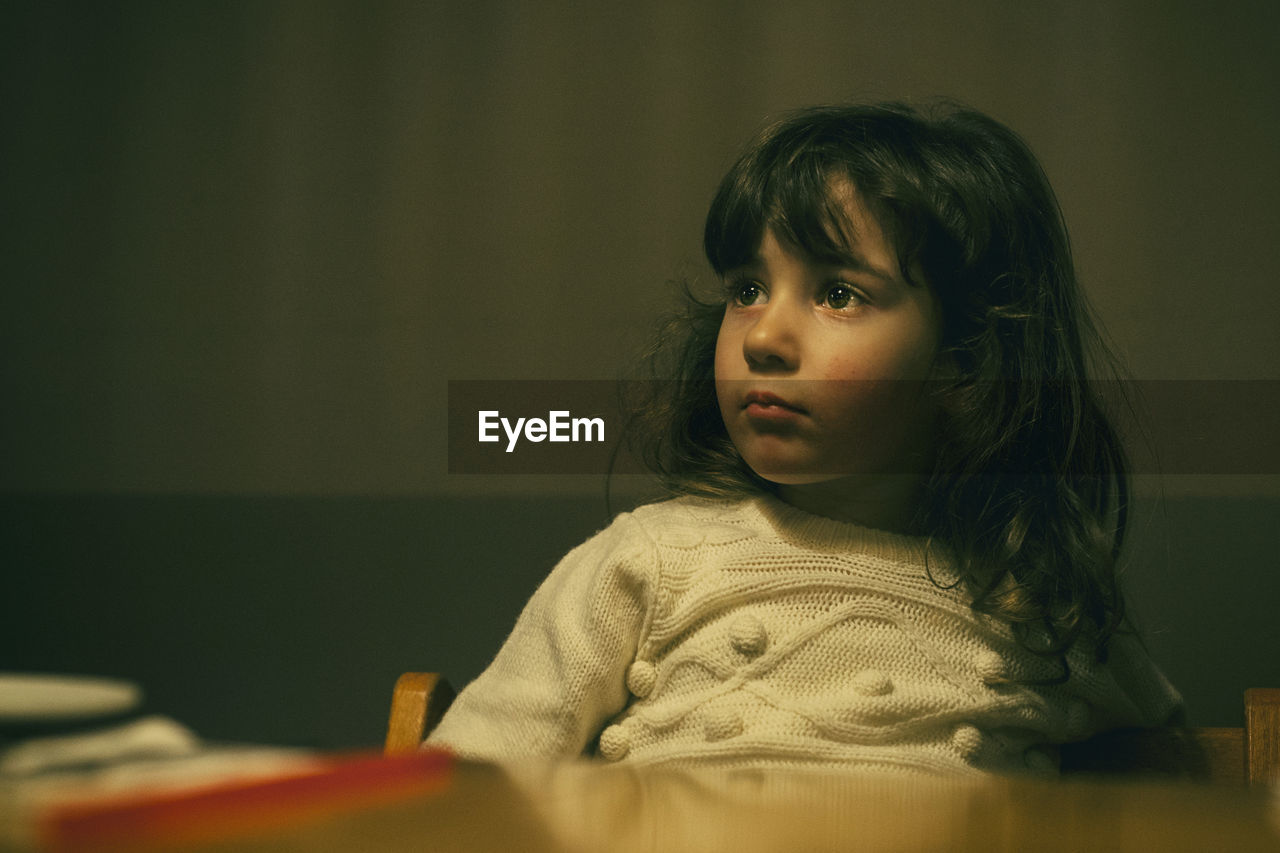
[{"x1": 427, "y1": 495, "x2": 1183, "y2": 776}]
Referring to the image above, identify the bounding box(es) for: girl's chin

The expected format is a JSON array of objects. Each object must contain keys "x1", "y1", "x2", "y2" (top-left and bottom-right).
[
  {"x1": 744, "y1": 459, "x2": 850, "y2": 485},
  {"x1": 756, "y1": 471, "x2": 844, "y2": 486}
]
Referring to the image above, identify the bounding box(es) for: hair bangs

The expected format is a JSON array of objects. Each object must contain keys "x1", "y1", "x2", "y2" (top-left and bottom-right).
[
  {"x1": 707, "y1": 115, "x2": 869, "y2": 268},
  {"x1": 768, "y1": 161, "x2": 873, "y2": 270},
  {"x1": 706, "y1": 129, "x2": 913, "y2": 282}
]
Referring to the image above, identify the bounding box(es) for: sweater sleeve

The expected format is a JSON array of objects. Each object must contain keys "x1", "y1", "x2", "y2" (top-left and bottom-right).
[
  {"x1": 1094, "y1": 631, "x2": 1186, "y2": 728},
  {"x1": 425, "y1": 512, "x2": 655, "y2": 762}
]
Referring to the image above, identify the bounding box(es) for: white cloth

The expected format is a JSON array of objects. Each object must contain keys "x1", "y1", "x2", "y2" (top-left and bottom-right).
[{"x1": 428, "y1": 494, "x2": 1182, "y2": 775}]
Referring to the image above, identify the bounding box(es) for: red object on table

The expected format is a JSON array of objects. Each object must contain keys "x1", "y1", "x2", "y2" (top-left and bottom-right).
[{"x1": 37, "y1": 748, "x2": 456, "y2": 852}]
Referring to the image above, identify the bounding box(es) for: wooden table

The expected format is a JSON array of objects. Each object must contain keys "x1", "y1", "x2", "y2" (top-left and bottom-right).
[{"x1": 11, "y1": 751, "x2": 1280, "y2": 852}]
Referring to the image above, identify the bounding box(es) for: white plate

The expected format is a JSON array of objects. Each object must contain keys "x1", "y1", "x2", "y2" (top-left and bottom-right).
[{"x1": 0, "y1": 673, "x2": 142, "y2": 721}]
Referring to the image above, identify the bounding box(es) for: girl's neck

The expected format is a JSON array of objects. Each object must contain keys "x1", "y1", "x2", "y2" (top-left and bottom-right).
[{"x1": 774, "y1": 474, "x2": 927, "y2": 534}]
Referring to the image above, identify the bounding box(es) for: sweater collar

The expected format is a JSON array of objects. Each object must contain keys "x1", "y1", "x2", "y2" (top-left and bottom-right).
[{"x1": 744, "y1": 491, "x2": 946, "y2": 568}]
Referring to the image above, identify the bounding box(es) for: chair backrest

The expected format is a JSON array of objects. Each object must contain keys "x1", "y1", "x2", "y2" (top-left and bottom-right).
[
  {"x1": 384, "y1": 672, "x2": 456, "y2": 756},
  {"x1": 384, "y1": 675, "x2": 1279, "y2": 784},
  {"x1": 1059, "y1": 725, "x2": 1246, "y2": 782},
  {"x1": 1055, "y1": 688, "x2": 1277, "y2": 784}
]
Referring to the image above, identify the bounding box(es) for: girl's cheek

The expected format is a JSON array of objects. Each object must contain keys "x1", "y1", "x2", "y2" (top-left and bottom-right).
[{"x1": 825, "y1": 361, "x2": 860, "y2": 382}]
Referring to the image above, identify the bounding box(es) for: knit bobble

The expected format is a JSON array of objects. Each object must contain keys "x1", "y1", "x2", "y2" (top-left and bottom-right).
[
  {"x1": 850, "y1": 669, "x2": 894, "y2": 696},
  {"x1": 951, "y1": 724, "x2": 983, "y2": 758},
  {"x1": 626, "y1": 661, "x2": 657, "y2": 698},
  {"x1": 598, "y1": 724, "x2": 631, "y2": 761},
  {"x1": 703, "y1": 707, "x2": 744, "y2": 742},
  {"x1": 976, "y1": 650, "x2": 1006, "y2": 684},
  {"x1": 729, "y1": 614, "x2": 768, "y2": 657},
  {"x1": 1024, "y1": 747, "x2": 1056, "y2": 773}
]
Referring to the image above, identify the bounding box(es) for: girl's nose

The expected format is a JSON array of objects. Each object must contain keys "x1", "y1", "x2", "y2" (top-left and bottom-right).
[{"x1": 743, "y1": 303, "x2": 800, "y2": 371}]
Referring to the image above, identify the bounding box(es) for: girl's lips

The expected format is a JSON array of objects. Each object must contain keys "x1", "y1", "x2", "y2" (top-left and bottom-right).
[{"x1": 743, "y1": 391, "x2": 806, "y2": 419}]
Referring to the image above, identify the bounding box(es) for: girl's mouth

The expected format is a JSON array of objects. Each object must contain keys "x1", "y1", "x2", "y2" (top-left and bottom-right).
[{"x1": 743, "y1": 391, "x2": 806, "y2": 419}]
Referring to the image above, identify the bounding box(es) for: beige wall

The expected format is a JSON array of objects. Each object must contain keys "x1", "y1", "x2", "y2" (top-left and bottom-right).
[{"x1": 4, "y1": 1, "x2": 1277, "y2": 494}]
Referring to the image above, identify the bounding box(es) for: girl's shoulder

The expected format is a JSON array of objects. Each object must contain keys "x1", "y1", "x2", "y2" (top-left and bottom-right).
[{"x1": 548, "y1": 496, "x2": 751, "y2": 570}]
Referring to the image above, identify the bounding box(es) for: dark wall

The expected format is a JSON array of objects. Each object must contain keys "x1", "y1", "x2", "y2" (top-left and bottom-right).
[
  {"x1": 3, "y1": 494, "x2": 620, "y2": 748},
  {"x1": 3, "y1": 2, "x2": 1277, "y2": 493}
]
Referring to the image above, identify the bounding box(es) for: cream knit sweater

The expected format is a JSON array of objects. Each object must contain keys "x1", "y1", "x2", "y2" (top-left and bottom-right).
[{"x1": 427, "y1": 494, "x2": 1182, "y2": 775}]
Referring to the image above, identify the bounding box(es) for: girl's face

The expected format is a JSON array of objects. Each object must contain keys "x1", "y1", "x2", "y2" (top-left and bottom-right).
[{"x1": 713, "y1": 189, "x2": 945, "y2": 525}]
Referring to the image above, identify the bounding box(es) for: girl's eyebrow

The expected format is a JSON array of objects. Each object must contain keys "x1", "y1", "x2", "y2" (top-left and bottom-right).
[
  {"x1": 724, "y1": 258, "x2": 765, "y2": 276},
  {"x1": 725, "y1": 247, "x2": 901, "y2": 283},
  {"x1": 819, "y1": 249, "x2": 900, "y2": 284}
]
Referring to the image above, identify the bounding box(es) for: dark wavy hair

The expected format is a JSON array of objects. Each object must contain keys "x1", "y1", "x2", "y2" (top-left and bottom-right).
[{"x1": 626, "y1": 101, "x2": 1131, "y2": 660}]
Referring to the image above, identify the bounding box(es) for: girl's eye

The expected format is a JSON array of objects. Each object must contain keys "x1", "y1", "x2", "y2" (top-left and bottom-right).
[
  {"x1": 729, "y1": 279, "x2": 765, "y2": 307},
  {"x1": 822, "y1": 283, "x2": 863, "y2": 310}
]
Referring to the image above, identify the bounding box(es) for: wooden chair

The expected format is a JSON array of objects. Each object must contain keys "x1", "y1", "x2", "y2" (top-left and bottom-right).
[{"x1": 384, "y1": 674, "x2": 1280, "y2": 785}]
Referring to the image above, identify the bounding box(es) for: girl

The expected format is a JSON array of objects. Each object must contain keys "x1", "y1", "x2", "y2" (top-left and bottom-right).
[{"x1": 427, "y1": 101, "x2": 1182, "y2": 775}]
